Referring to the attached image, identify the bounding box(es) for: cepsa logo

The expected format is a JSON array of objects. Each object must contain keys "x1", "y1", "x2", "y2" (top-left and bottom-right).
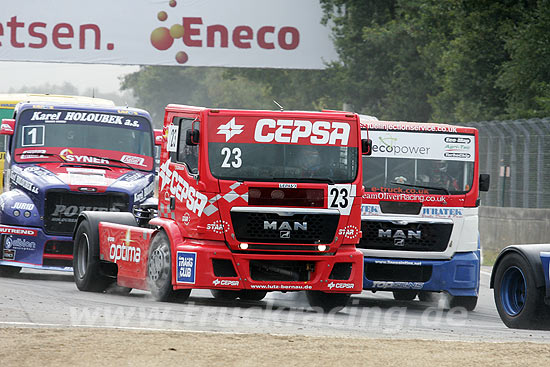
[
  {"x1": 254, "y1": 119, "x2": 350, "y2": 145},
  {"x1": 150, "y1": 0, "x2": 300, "y2": 64},
  {"x1": 159, "y1": 158, "x2": 208, "y2": 216}
]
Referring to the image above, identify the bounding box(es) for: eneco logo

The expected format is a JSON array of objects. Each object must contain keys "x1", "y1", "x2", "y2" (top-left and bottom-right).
[{"x1": 150, "y1": 0, "x2": 301, "y2": 64}]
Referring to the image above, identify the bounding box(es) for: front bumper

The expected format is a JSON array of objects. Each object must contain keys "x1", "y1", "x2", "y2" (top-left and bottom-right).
[
  {"x1": 362, "y1": 251, "x2": 480, "y2": 297},
  {"x1": 172, "y1": 241, "x2": 364, "y2": 293},
  {"x1": 0, "y1": 224, "x2": 73, "y2": 271}
]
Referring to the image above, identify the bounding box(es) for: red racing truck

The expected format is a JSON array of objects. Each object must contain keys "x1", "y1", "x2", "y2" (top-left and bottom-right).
[
  {"x1": 73, "y1": 105, "x2": 369, "y2": 311},
  {"x1": 359, "y1": 119, "x2": 489, "y2": 310}
]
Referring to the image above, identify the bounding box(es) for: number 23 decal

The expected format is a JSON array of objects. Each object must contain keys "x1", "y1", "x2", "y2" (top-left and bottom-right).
[
  {"x1": 330, "y1": 187, "x2": 349, "y2": 208},
  {"x1": 328, "y1": 184, "x2": 355, "y2": 215},
  {"x1": 221, "y1": 147, "x2": 242, "y2": 168}
]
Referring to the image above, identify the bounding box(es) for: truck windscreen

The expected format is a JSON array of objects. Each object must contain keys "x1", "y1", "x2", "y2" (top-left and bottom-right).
[
  {"x1": 208, "y1": 143, "x2": 358, "y2": 183},
  {"x1": 14, "y1": 108, "x2": 153, "y2": 162},
  {"x1": 362, "y1": 130, "x2": 475, "y2": 195}
]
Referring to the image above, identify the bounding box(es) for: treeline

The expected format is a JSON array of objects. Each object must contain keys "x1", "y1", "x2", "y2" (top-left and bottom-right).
[{"x1": 122, "y1": 0, "x2": 550, "y2": 124}]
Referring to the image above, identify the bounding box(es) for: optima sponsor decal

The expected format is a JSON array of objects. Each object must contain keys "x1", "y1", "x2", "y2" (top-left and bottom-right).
[
  {"x1": 254, "y1": 119, "x2": 350, "y2": 145},
  {"x1": 109, "y1": 243, "x2": 141, "y2": 263}
]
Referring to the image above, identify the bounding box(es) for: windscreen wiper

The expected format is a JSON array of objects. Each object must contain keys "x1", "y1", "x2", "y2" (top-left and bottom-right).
[
  {"x1": 82, "y1": 155, "x2": 136, "y2": 170},
  {"x1": 390, "y1": 181, "x2": 450, "y2": 195}
]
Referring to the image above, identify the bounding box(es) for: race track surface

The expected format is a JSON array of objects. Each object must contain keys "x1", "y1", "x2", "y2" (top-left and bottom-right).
[{"x1": 1, "y1": 267, "x2": 548, "y2": 343}]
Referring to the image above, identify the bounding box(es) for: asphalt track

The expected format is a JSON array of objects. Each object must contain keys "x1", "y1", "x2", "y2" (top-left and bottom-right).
[{"x1": 0, "y1": 266, "x2": 549, "y2": 343}]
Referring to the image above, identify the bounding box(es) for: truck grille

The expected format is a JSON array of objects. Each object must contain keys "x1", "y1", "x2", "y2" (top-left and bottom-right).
[
  {"x1": 230, "y1": 211, "x2": 339, "y2": 244},
  {"x1": 44, "y1": 190, "x2": 129, "y2": 235},
  {"x1": 359, "y1": 220, "x2": 452, "y2": 252}
]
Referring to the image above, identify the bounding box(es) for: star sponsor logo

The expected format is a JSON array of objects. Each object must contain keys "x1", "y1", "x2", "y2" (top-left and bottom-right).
[{"x1": 217, "y1": 117, "x2": 244, "y2": 142}]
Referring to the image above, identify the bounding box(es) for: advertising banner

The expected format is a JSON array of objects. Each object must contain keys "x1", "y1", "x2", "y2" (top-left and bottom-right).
[{"x1": 0, "y1": 0, "x2": 337, "y2": 69}]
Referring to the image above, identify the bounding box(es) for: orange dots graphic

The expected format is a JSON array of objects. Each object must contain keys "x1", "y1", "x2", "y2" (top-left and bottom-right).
[
  {"x1": 175, "y1": 51, "x2": 189, "y2": 64},
  {"x1": 150, "y1": 27, "x2": 174, "y2": 50},
  {"x1": 157, "y1": 11, "x2": 168, "y2": 21},
  {"x1": 170, "y1": 24, "x2": 185, "y2": 39}
]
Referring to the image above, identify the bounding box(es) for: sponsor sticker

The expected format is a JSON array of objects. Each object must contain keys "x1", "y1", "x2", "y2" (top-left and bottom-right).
[
  {"x1": 3, "y1": 249, "x2": 15, "y2": 260},
  {"x1": 206, "y1": 220, "x2": 230, "y2": 234},
  {"x1": 422, "y1": 207, "x2": 463, "y2": 218},
  {"x1": 212, "y1": 279, "x2": 239, "y2": 286},
  {"x1": 4, "y1": 236, "x2": 36, "y2": 251},
  {"x1": 121, "y1": 155, "x2": 146, "y2": 167},
  {"x1": 0, "y1": 226, "x2": 38, "y2": 236},
  {"x1": 327, "y1": 282, "x2": 354, "y2": 289},
  {"x1": 177, "y1": 251, "x2": 196, "y2": 284},
  {"x1": 372, "y1": 281, "x2": 424, "y2": 290}
]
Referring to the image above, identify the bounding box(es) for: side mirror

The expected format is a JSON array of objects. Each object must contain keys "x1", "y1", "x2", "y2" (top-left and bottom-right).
[
  {"x1": 154, "y1": 129, "x2": 163, "y2": 146},
  {"x1": 186, "y1": 129, "x2": 199, "y2": 146},
  {"x1": 479, "y1": 174, "x2": 490, "y2": 192},
  {"x1": 1, "y1": 119, "x2": 15, "y2": 136},
  {"x1": 361, "y1": 138, "x2": 372, "y2": 156}
]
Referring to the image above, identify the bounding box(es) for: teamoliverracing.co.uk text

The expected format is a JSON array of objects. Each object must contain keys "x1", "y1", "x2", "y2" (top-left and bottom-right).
[{"x1": 363, "y1": 192, "x2": 446, "y2": 203}]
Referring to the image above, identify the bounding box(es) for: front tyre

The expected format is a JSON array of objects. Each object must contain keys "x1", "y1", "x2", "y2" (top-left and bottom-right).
[
  {"x1": 494, "y1": 253, "x2": 548, "y2": 329},
  {"x1": 306, "y1": 291, "x2": 351, "y2": 313},
  {"x1": 147, "y1": 231, "x2": 190, "y2": 302},
  {"x1": 0, "y1": 265, "x2": 21, "y2": 277},
  {"x1": 73, "y1": 220, "x2": 111, "y2": 292}
]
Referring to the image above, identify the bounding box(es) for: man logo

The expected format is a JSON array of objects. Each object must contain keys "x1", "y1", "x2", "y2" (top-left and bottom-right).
[{"x1": 378, "y1": 229, "x2": 421, "y2": 247}]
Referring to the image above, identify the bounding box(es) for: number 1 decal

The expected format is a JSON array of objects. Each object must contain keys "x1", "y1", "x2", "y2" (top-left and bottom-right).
[
  {"x1": 21, "y1": 125, "x2": 45, "y2": 147},
  {"x1": 328, "y1": 184, "x2": 355, "y2": 215}
]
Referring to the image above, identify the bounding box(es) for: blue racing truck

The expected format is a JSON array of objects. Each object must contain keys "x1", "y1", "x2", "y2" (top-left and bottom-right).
[
  {"x1": 0, "y1": 102, "x2": 157, "y2": 275},
  {"x1": 491, "y1": 245, "x2": 550, "y2": 329}
]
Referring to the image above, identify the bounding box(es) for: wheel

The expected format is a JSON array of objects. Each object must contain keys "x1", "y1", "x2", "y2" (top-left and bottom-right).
[
  {"x1": 418, "y1": 291, "x2": 436, "y2": 302},
  {"x1": 210, "y1": 289, "x2": 240, "y2": 300},
  {"x1": 239, "y1": 290, "x2": 267, "y2": 301},
  {"x1": 306, "y1": 291, "x2": 351, "y2": 313},
  {"x1": 449, "y1": 295, "x2": 478, "y2": 311},
  {"x1": 0, "y1": 265, "x2": 21, "y2": 277},
  {"x1": 73, "y1": 220, "x2": 111, "y2": 292},
  {"x1": 494, "y1": 253, "x2": 549, "y2": 329},
  {"x1": 147, "y1": 231, "x2": 191, "y2": 302},
  {"x1": 392, "y1": 290, "x2": 418, "y2": 301}
]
